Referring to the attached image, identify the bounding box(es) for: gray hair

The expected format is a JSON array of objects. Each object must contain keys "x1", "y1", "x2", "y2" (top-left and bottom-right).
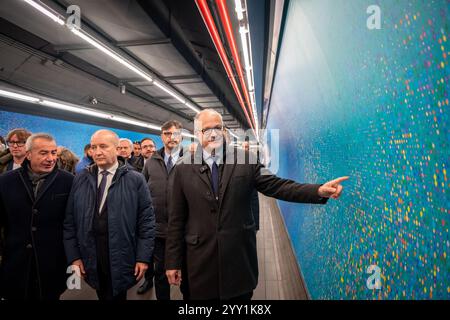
[
  {"x1": 25, "y1": 133, "x2": 56, "y2": 151},
  {"x1": 194, "y1": 109, "x2": 223, "y2": 133},
  {"x1": 119, "y1": 138, "x2": 133, "y2": 149}
]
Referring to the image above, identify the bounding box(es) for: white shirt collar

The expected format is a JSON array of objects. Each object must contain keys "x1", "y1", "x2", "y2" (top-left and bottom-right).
[
  {"x1": 164, "y1": 147, "x2": 180, "y2": 161},
  {"x1": 98, "y1": 161, "x2": 119, "y2": 177}
]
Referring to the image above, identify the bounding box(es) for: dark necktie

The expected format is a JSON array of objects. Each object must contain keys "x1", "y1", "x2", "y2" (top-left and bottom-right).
[
  {"x1": 97, "y1": 170, "x2": 109, "y2": 214},
  {"x1": 167, "y1": 155, "x2": 173, "y2": 173},
  {"x1": 211, "y1": 160, "x2": 219, "y2": 200}
]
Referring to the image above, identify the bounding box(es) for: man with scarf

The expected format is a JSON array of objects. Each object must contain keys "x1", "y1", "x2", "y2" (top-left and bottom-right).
[{"x1": 0, "y1": 133, "x2": 74, "y2": 300}]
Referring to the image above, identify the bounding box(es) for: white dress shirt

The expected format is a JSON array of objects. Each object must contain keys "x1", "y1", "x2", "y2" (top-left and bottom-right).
[
  {"x1": 97, "y1": 161, "x2": 119, "y2": 212},
  {"x1": 164, "y1": 148, "x2": 180, "y2": 167},
  {"x1": 202, "y1": 149, "x2": 223, "y2": 171}
]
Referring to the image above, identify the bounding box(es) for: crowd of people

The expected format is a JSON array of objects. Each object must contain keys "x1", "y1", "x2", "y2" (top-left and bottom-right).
[{"x1": 0, "y1": 109, "x2": 348, "y2": 301}]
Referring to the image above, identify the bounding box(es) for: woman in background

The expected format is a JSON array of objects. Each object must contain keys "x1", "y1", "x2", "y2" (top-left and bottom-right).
[{"x1": 57, "y1": 147, "x2": 79, "y2": 174}]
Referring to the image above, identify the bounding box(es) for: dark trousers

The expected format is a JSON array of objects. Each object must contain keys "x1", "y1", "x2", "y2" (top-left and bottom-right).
[
  {"x1": 96, "y1": 263, "x2": 127, "y2": 301},
  {"x1": 94, "y1": 211, "x2": 126, "y2": 301},
  {"x1": 25, "y1": 259, "x2": 60, "y2": 300},
  {"x1": 153, "y1": 237, "x2": 170, "y2": 300},
  {"x1": 229, "y1": 291, "x2": 253, "y2": 300},
  {"x1": 205, "y1": 291, "x2": 253, "y2": 301},
  {"x1": 143, "y1": 257, "x2": 154, "y2": 284},
  {"x1": 95, "y1": 241, "x2": 127, "y2": 300}
]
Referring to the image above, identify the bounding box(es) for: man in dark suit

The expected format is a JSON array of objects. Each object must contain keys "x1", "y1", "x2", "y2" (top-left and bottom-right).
[
  {"x1": 130, "y1": 138, "x2": 156, "y2": 172},
  {"x1": 0, "y1": 133, "x2": 74, "y2": 300},
  {"x1": 138, "y1": 120, "x2": 185, "y2": 299},
  {"x1": 165, "y1": 109, "x2": 348, "y2": 300}
]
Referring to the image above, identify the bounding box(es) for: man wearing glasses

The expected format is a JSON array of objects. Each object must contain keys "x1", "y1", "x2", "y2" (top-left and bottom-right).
[
  {"x1": 138, "y1": 120, "x2": 185, "y2": 299},
  {"x1": 0, "y1": 128, "x2": 32, "y2": 174},
  {"x1": 165, "y1": 109, "x2": 349, "y2": 300},
  {"x1": 132, "y1": 138, "x2": 156, "y2": 172}
]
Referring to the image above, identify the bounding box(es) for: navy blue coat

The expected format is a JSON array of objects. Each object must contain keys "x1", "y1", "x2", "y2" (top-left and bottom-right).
[
  {"x1": 0, "y1": 161, "x2": 74, "y2": 299},
  {"x1": 63, "y1": 159, "x2": 155, "y2": 296}
]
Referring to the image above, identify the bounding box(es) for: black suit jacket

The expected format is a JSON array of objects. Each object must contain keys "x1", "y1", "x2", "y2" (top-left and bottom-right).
[
  {"x1": 142, "y1": 147, "x2": 182, "y2": 238},
  {"x1": 0, "y1": 161, "x2": 74, "y2": 299},
  {"x1": 165, "y1": 146, "x2": 327, "y2": 299}
]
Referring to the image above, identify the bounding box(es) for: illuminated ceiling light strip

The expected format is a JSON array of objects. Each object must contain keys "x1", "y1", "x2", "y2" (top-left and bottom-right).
[
  {"x1": 184, "y1": 102, "x2": 201, "y2": 113},
  {"x1": 181, "y1": 132, "x2": 196, "y2": 139},
  {"x1": 23, "y1": 0, "x2": 65, "y2": 25},
  {"x1": 234, "y1": 0, "x2": 244, "y2": 21},
  {"x1": 239, "y1": 27, "x2": 253, "y2": 90},
  {"x1": 153, "y1": 80, "x2": 200, "y2": 113},
  {"x1": 24, "y1": 0, "x2": 204, "y2": 117},
  {"x1": 236, "y1": 0, "x2": 259, "y2": 132},
  {"x1": 195, "y1": 0, "x2": 255, "y2": 133},
  {"x1": 153, "y1": 80, "x2": 185, "y2": 104},
  {"x1": 227, "y1": 129, "x2": 239, "y2": 139},
  {"x1": 70, "y1": 28, "x2": 154, "y2": 83},
  {"x1": 216, "y1": 0, "x2": 255, "y2": 129},
  {"x1": 0, "y1": 89, "x2": 40, "y2": 103},
  {"x1": 0, "y1": 87, "x2": 166, "y2": 132}
]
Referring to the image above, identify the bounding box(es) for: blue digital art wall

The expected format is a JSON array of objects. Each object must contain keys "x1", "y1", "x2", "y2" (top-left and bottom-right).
[
  {"x1": 0, "y1": 110, "x2": 162, "y2": 158},
  {"x1": 267, "y1": 0, "x2": 449, "y2": 299}
]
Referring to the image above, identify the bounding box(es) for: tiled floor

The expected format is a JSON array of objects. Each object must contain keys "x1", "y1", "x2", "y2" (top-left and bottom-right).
[
  {"x1": 253, "y1": 194, "x2": 309, "y2": 300},
  {"x1": 61, "y1": 194, "x2": 308, "y2": 300}
]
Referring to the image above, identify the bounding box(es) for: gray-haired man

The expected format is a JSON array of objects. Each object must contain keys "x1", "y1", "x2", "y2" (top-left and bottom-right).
[{"x1": 0, "y1": 133, "x2": 74, "y2": 300}]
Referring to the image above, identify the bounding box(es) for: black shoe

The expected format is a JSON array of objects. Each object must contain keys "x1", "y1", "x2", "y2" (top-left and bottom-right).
[{"x1": 137, "y1": 279, "x2": 154, "y2": 294}]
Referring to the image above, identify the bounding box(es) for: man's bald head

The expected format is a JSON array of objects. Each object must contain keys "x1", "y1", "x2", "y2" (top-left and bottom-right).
[
  {"x1": 194, "y1": 109, "x2": 223, "y2": 133},
  {"x1": 194, "y1": 109, "x2": 224, "y2": 151},
  {"x1": 90, "y1": 129, "x2": 120, "y2": 169},
  {"x1": 91, "y1": 129, "x2": 120, "y2": 147}
]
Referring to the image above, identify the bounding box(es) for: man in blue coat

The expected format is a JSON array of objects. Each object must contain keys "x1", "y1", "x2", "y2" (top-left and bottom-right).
[
  {"x1": 0, "y1": 133, "x2": 74, "y2": 300},
  {"x1": 64, "y1": 129, "x2": 155, "y2": 300}
]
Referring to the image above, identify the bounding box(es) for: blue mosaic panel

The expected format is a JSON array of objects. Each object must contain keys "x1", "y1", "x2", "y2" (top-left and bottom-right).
[
  {"x1": 266, "y1": 0, "x2": 449, "y2": 299},
  {"x1": 0, "y1": 110, "x2": 162, "y2": 158}
]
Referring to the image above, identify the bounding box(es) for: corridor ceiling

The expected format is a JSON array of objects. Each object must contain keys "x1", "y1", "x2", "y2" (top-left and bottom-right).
[{"x1": 0, "y1": 0, "x2": 270, "y2": 135}]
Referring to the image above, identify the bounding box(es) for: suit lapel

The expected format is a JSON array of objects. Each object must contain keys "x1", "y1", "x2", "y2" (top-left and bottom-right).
[
  {"x1": 18, "y1": 167, "x2": 35, "y2": 203},
  {"x1": 34, "y1": 170, "x2": 58, "y2": 205},
  {"x1": 188, "y1": 146, "x2": 212, "y2": 191},
  {"x1": 218, "y1": 147, "x2": 236, "y2": 208}
]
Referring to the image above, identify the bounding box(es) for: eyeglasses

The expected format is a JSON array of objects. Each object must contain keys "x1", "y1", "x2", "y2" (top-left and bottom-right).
[
  {"x1": 162, "y1": 131, "x2": 181, "y2": 138},
  {"x1": 7, "y1": 140, "x2": 26, "y2": 147},
  {"x1": 201, "y1": 126, "x2": 223, "y2": 137}
]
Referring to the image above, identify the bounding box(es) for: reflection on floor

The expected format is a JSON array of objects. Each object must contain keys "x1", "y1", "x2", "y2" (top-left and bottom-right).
[
  {"x1": 253, "y1": 194, "x2": 309, "y2": 300},
  {"x1": 61, "y1": 194, "x2": 308, "y2": 300}
]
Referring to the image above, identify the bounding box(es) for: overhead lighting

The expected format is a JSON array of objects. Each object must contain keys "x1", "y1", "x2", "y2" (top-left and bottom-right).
[
  {"x1": 236, "y1": 2, "x2": 259, "y2": 133},
  {"x1": 22, "y1": 0, "x2": 65, "y2": 25},
  {"x1": 152, "y1": 81, "x2": 200, "y2": 113},
  {"x1": 216, "y1": 0, "x2": 256, "y2": 133},
  {"x1": 0, "y1": 89, "x2": 40, "y2": 103},
  {"x1": 184, "y1": 102, "x2": 201, "y2": 113},
  {"x1": 153, "y1": 80, "x2": 185, "y2": 104},
  {"x1": 234, "y1": 0, "x2": 244, "y2": 21},
  {"x1": 181, "y1": 131, "x2": 196, "y2": 139},
  {"x1": 195, "y1": 0, "x2": 255, "y2": 132},
  {"x1": 23, "y1": 0, "x2": 206, "y2": 116},
  {"x1": 227, "y1": 128, "x2": 239, "y2": 140},
  {"x1": 70, "y1": 27, "x2": 154, "y2": 83},
  {"x1": 0, "y1": 87, "x2": 164, "y2": 131}
]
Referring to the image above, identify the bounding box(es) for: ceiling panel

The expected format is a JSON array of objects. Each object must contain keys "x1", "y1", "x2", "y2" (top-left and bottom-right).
[
  {"x1": 127, "y1": 43, "x2": 196, "y2": 77},
  {"x1": 57, "y1": 0, "x2": 166, "y2": 42}
]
